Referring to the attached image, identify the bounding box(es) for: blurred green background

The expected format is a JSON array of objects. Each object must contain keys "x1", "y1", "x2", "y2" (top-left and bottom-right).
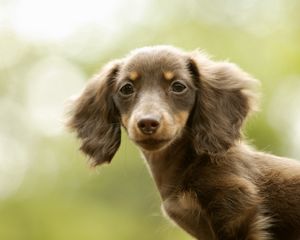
[{"x1": 1, "y1": 0, "x2": 300, "y2": 239}]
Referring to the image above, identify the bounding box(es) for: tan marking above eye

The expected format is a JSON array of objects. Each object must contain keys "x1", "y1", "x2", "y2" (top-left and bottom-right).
[
  {"x1": 129, "y1": 71, "x2": 139, "y2": 81},
  {"x1": 163, "y1": 71, "x2": 175, "y2": 80}
]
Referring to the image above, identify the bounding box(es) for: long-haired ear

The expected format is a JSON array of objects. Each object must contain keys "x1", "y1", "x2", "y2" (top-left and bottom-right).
[
  {"x1": 187, "y1": 52, "x2": 259, "y2": 155},
  {"x1": 66, "y1": 60, "x2": 122, "y2": 166}
]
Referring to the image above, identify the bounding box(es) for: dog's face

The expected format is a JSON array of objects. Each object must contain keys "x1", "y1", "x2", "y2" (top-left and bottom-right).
[
  {"x1": 66, "y1": 46, "x2": 257, "y2": 166},
  {"x1": 113, "y1": 48, "x2": 196, "y2": 151}
]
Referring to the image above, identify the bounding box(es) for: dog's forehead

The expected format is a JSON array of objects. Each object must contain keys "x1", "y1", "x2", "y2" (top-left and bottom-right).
[{"x1": 122, "y1": 47, "x2": 188, "y2": 76}]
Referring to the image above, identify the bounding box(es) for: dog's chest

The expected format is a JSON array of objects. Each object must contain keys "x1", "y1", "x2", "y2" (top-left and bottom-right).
[
  {"x1": 162, "y1": 191, "x2": 201, "y2": 219},
  {"x1": 162, "y1": 191, "x2": 216, "y2": 239}
]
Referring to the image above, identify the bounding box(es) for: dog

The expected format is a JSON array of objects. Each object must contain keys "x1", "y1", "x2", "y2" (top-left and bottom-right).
[{"x1": 66, "y1": 46, "x2": 300, "y2": 240}]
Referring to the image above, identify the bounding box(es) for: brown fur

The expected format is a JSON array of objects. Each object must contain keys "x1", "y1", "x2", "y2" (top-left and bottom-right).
[{"x1": 66, "y1": 46, "x2": 300, "y2": 240}]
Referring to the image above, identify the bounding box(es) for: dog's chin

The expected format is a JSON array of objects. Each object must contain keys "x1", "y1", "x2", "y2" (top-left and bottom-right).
[{"x1": 134, "y1": 138, "x2": 171, "y2": 152}]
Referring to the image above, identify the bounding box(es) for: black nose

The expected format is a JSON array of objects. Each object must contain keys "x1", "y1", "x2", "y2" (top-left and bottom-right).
[{"x1": 137, "y1": 117, "x2": 160, "y2": 135}]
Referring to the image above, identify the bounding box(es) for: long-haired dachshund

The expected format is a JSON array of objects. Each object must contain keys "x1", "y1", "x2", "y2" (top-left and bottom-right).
[{"x1": 66, "y1": 46, "x2": 300, "y2": 240}]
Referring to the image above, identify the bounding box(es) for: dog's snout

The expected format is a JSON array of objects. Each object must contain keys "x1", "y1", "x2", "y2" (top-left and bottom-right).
[{"x1": 137, "y1": 117, "x2": 160, "y2": 135}]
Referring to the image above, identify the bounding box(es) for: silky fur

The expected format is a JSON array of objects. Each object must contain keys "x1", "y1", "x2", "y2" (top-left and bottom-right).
[{"x1": 66, "y1": 46, "x2": 300, "y2": 240}]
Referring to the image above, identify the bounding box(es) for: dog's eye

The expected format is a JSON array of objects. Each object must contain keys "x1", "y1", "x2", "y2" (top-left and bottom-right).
[
  {"x1": 171, "y1": 81, "x2": 187, "y2": 93},
  {"x1": 119, "y1": 83, "x2": 135, "y2": 96}
]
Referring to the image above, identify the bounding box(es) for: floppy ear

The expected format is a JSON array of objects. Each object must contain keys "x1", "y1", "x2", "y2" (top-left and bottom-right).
[
  {"x1": 66, "y1": 60, "x2": 121, "y2": 166},
  {"x1": 187, "y1": 52, "x2": 259, "y2": 155}
]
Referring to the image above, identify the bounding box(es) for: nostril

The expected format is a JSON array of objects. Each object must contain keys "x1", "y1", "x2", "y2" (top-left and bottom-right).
[
  {"x1": 151, "y1": 121, "x2": 159, "y2": 128},
  {"x1": 137, "y1": 118, "x2": 160, "y2": 135}
]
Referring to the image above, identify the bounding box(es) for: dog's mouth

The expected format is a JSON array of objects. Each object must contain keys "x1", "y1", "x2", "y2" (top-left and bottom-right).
[{"x1": 135, "y1": 138, "x2": 171, "y2": 151}]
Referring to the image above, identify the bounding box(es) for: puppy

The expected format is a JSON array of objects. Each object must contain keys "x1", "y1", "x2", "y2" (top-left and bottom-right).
[{"x1": 66, "y1": 46, "x2": 300, "y2": 240}]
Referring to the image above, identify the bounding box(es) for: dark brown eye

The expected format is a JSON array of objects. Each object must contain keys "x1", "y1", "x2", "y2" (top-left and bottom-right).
[
  {"x1": 171, "y1": 81, "x2": 187, "y2": 93},
  {"x1": 119, "y1": 83, "x2": 135, "y2": 96}
]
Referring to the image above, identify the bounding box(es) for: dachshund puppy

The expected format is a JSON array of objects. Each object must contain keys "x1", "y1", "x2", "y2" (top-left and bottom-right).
[{"x1": 66, "y1": 46, "x2": 300, "y2": 240}]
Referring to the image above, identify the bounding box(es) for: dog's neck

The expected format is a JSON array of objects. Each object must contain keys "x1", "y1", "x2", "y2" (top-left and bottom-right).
[{"x1": 141, "y1": 136, "x2": 194, "y2": 199}]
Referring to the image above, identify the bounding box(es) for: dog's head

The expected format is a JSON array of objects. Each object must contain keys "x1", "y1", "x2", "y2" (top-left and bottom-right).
[{"x1": 66, "y1": 46, "x2": 258, "y2": 166}]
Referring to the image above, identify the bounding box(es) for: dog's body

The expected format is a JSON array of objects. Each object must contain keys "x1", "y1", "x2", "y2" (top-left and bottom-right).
[{"x1": 66, "y1": 46, "x2": 300, "y2": 240}]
